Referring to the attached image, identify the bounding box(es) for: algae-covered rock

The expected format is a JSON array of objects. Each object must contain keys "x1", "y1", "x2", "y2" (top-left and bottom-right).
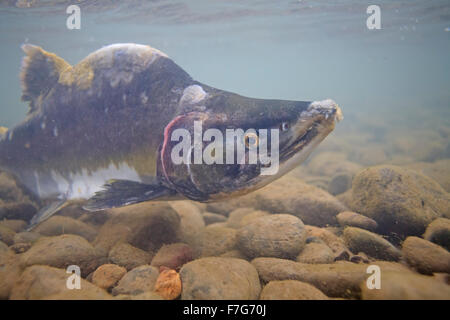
[
  {"x1": 0, "y1": 247, "x2": 23, "y2": 299},
  {"x1": 0, "y1": 224, "x2": 15, "y2": 245},
  {"x1": 402, "y1": 236, "x2": 450, "y2": 275},
  {"x1": 423, "y1": 218, "x2": 450, "y2": 250},
  {"x1": 260, "y1": 280, "x2": 329, "y2": 300},
  {"x1": 180, "y1": 257, "x2": 261, "y2": 300},
  {"x1": 202, "y1": 212, "x2": 227, "y2": 225},
  {"x1": 237, "y1": 214, "x2": 307, "y2": 259},
  {"x1": 350, "y1": 165, "x2": 450, "y2": 237},
  {"x1": 343, "y1": 227, "x2": 401, "y2": 261},
  {"x1": 0, "y1": 219, "x2": 27, "y2": 232}
]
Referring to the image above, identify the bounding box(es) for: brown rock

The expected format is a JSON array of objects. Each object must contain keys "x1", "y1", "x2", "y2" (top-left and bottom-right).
[
  {"x1": 336, "y1": 211, "x2": 378, "y2": 231},
  {"x1": 112, "y1": 265, "x2": 160, "y2": 296},
  {"x1": 108, "y1": 242, "x2": 153, "y2": 271},
  {"x1": 21, "y1": 234, "x2": 104, "y2": 277},
  {"x1": 10, "y1": 265, "x2": 110, "y2": 300},
  {"x1": 34, "y1": 216, "x2": 97, "y2": 242},
  {"x1": 0, "y1": 219, "x2": 27, "y2": 232},
  {"x1": 296, "y1": 242, "x2": 334, "y2": 264},
  {"x1": 200, "y1": 226, "x2": 237, "y2": 257},
  {"x1": 402, "y1": 236, "x2": 450, "y2": 274},
  {"x1": 154, "y1": 268, "x2": 181, "y2": 300},
  {"x1": 0, "y1": 224, "x2": 15, "y2": 245},
  {"x1": 423, "y1": 218, "x2": 450, "y2": 250},
  {"x1": 180, "y1": 257, "x2": 261, "y2": 300},
  {"x1": 350, "y1": 165, "x2": 450, "y2": 237},
  {"x1": 151, "y1": 243, "x2": 193, "y2": 270},
  {"x1": 260, "y1": 280, "x2": 329, "y2": 300},
  {"x1": 92, "y1": 264, "x2": 127, "y2": 290},
  {"x1": 202, "y1": 212, "x2": 227, "y2": 225}
]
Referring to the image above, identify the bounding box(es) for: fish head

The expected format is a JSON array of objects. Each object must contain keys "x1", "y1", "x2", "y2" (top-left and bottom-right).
[{"x1": 160, "y1": 92, "x2": 343, "y2": 202}]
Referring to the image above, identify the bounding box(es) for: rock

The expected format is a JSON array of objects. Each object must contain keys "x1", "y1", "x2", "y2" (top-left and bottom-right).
[
  {"x1": 226, "y1": 208, "x2": 256, "y2": 228},
  {"x1": 350, "y1": 165, "x2": 450, "y2": 237},
  {"x1": 180, "y1": 257, "x2": 261, "y2": 300},
  {"x1": 21, "y1": 234, "x2": 104, "y2": 277},
  {"x1": 0, "y1": 202, "x2": 37, "y2": 221},
  {"x1": 361, "y1": 271, "x2": 450, "y2": 300},
  {"x1": 13, "y1": 231, "x2": 41, "y2": 244},
  {"x1": 10, "y1": 265, "x2": 110, "y2": 300},
  {"x1": 108, "y1": 242, "x2": 153, "y2": 271},
  {"x1": 252, "y1": 258, "x2": 410, "y2": 299},
  {"x1": 343, "y1": 227, "x2": 401, "y2": 261},
  {"x1": 94, "y1": 202, "x2": 181, "y2": 253},
  {"x1": 112, "y1": 265, "x2": 160, "y2": 296},
  {"x1": 0, "y1": 219, "x2": 27, "y2": 232},
  {"x1": 406, "y1": 159, "x2": 450, "y2": 192},
  {"x1": 169, "y1": 201, "x2": 205, "y2": 257},
  {"x1": 237, "y1": 214, "x2": 307, "y2": 259},
  {"x1": 92, "y1": 264, "x2": 127, "y2": 290},
  {"x1": 151, "y1": 243, "x2": 193, "y2": 270},
  {"x1": 402, "y1": 236, "x2": 450, "y2": 275},
  {"x1": 305, "y1": 225, "x2": 350, "y2": 261},
  {"x1": 336, "y1": 211, "x2": 378, "y2": 231},
  {"x1": 0, "y1": 172, "x2": 33, "y2": 203},
  {"x1": 336, "y1": 189, "x2": 353, "y2": 208},
  {"x1": 0, "y1": 247, "x2": 22, "y2": 299},
  {"x1": 202, "y1": 212, "x2": 227, "y2": 225},
  {"x1": 0, "y1": 224, "x2": 15, "y2": 245},
  {"x1": 239, "y1": 211, "x2": 271, "y2": 227},
  {"x1": 34, "y1": 216, "x2": 97, "y2": 242},
  {"x1": 154, "y1": 268, "x2": 182, "y2": 300},
  {"x1": 423, "y1": 218, "x2": 450, "y2": 250},
  {"x1": 296, "y1": 242, "x2": 334, "y2": 264},
  {"x1": 206, "y1": 176, "x2": 348, "y2": 227},
  {"x1": 328, "y1": 172, "x2": 353, "y2": 196},
  {"x1": 350, "y1": 252, "x2": 370, "y2": 264},
  {"x1": 260, "y1": 280, "x2": 329, "y2": 300},
  {"x1": 200, "y1": 226, "x2": 237, "y2": 257}
]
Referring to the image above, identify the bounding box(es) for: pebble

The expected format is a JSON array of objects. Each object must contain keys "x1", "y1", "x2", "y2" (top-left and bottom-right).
[
  {"x1": 336, "y1": 211, "x2": 378, "y2": 231},
  {"x1": 200, "y1": 226, "x2": 237, "y2": 257},
  {"x1": 296, "y1": 242, "x2": 334, "y2": 264},
  {"x1": 423, "y1": 218, "x2": 450, "y2": 250},
  {"x1": 154, "y1": 268, "x2": 182, "y2": 300},
  {"x1": 34, "y1": 216, "x2": 97, "y2": 242},
  {"x1": 151, "y1": 243, "x2": 193, "y2": 270},
  {"x1": 202, "y1": 212, "x2": 227, "y2": 225}
]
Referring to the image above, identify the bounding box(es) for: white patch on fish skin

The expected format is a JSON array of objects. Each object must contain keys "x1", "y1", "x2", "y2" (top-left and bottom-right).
[
  {"x1": 48, "y1": 162, "x2": 141, "y2": 200},
  {"x1": 34, "y1": 171, "x2": 42, "y2": 198},
  {"x1": 7, "y1": 130, "x2": 13, "y2": 141},
  {"x1": 53, "y1": 126, "x2": 58, "y2": 137},
  {"x1": 180, "y1": 85, "x2": 207, "y2": 105},
  {"x1": 140, "y1": 92, "x2": 148, "y2": 104},
  {"x1": 41, "y1": 122, "x2": 46, "y2": 130},
  {"x1": 301, "y1": 99, "x2": 343, "y2": 122}
]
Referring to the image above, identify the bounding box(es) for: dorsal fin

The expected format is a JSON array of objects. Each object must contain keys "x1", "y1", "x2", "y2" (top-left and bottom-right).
[{"x1": 20, "y1": 44, "x2": 71, "y2": 113}]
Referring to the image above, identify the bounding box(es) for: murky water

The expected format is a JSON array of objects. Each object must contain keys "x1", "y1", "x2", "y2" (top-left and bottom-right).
[{"x1": 0, "y1": 0, "x2": 449, "y2": 300}]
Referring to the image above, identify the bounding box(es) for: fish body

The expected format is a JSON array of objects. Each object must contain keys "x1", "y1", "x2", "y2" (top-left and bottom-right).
[{"x1": 0, "y1": 43, "x2": 342, "y2": 227}]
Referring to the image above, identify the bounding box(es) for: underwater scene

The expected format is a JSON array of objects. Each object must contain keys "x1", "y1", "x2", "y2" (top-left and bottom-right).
[{"x1": 0, "y1": 0, "x2": 449, "y2": 302}]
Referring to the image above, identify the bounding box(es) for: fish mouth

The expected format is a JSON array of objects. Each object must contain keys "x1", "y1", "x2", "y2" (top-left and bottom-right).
[{"x1": 280, "y1": 99, "x2": 343, "y2": 164}]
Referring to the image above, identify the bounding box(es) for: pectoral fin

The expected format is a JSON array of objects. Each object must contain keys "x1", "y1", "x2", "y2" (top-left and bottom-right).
[
  {"x1": 83, "y1": 179, "x2": 177, "y2": 212},
  {"x1": 26, "y1": 199, "x2": 69, "y2": 231}
]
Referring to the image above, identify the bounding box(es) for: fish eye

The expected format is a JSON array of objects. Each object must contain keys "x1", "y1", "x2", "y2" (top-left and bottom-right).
[
  {"x1": 244, "y1": 132, "x2": 259, "y2": 148},
  {"x1": 280, "y1": 122, "x2": 289, "y2": 131}
]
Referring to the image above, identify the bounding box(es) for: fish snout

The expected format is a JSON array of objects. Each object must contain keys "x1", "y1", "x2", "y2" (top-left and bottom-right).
[{"x1": 302, "y1": 99, "x2": 343, "y2": 123}]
